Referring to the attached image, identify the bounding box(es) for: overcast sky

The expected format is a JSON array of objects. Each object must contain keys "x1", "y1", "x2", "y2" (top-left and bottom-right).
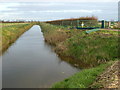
[
  {"x1": 0, "y1": 0, "x2": 119, "y2": 2},
  {"x1": 0, "y1": 0, "x2": 119, "y2": 21}
]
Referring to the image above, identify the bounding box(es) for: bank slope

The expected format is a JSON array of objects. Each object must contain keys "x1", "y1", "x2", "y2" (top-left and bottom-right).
[
  {"x1": 39, "y1": 23, "x2": 119, "y2": 88},
  {"x1": 1, "y1": 23, "x2": 34, "y2": 54}
]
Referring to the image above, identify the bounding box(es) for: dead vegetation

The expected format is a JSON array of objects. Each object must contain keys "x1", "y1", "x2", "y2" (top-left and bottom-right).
[{"x1": 90, "y1": 61, "x2": 120, "y2": 88}]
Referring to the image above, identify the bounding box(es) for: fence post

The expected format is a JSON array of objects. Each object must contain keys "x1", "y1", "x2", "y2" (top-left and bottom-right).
[
  {"x1": 61, "y1": 21, "x2": 63, "y2": 26},
  {"x1": 101, "y1": 20, "x2": 105, "y2": 28},
  {"x1": 71, "y1": 21, "x2": 73, "y2": 26},
  {"x1": 77, "y1": 20, "x2": 79, "y2": 27},
  {"x1": 108, "y1": 21, "x2": 111, "y2": 28}
]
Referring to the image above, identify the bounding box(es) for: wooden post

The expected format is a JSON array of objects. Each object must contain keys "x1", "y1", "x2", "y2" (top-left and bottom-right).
[
  {"x1": 61, "y1": 21, "x2": 63, "y2": 26},
  {"x1": 108, "y1": 21, "x2": 111, "y2": 28},
  {"x1": 77, "y1": 20, "x2": 79, "y2": 27},
  {"x1": 71, "y1": 21, "x2": 73, "y2": 26}
]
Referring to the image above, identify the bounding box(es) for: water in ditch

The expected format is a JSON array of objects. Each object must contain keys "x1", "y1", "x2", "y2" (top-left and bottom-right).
[{"x1": 2, "y1": 25, "x2": 80, "y2": 88}]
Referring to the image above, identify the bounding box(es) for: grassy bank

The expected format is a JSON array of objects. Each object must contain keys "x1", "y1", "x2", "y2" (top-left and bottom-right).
[
  {"x1": 40, "y1": 23, "x2": 69, "y2": 46},
  {"x1": 39, "y1": 23, "x2": 119, "y2": 88},
  {"x1": 52, "y1": 61, "x2": 114, "y2": 88},
  {"x1": 1, "y1": 22, "x2": 28, "y2": 27},
  {"x1": 0, "y1": 23, "x2": 34, "y2": 54},
  {"x1": 40, "y1": 23, "x2": 119, "y2": 67}
]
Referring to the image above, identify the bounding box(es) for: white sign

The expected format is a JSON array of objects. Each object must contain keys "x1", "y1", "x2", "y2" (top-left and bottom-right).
[{"x1": 81, "y1": 22, "x2": 84, "y2": 27}]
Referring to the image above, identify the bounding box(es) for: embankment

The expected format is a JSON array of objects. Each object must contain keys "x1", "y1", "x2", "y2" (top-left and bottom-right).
[
  {"x1": 39, "y1": 23, "x2": 119, "y2": 88},
  {"x1": 1, "y1": 23, "x2": 34, "y2": 54}
]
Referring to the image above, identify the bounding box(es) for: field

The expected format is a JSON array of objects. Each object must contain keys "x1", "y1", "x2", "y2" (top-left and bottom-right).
[
  {"x1": 1, "y1": 21, "x2": 119, "y2": 88},
  {"x1": 39, "y1": 22, "x2": 119, "y2": 88},
  {"x1": 0, "y1": 23, "x2": 28, "y2": 27},
  {"x1": 0, "y1": 22, "x2": 34, "y2": 54}
]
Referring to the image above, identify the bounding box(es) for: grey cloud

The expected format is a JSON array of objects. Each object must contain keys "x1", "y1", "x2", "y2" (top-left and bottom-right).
[{"x1": 0, "y1": 2, "x2": 118, "y2": 21}]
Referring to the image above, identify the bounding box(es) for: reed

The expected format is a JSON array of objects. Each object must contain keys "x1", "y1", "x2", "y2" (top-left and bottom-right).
[{"x1": 40, "y1": 23, "x2": 119, "y2": 67}]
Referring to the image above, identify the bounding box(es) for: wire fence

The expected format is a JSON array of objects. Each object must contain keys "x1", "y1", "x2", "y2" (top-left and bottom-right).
[{"x1": 46, "y1": 20, "x2": 120, "y2": 29}]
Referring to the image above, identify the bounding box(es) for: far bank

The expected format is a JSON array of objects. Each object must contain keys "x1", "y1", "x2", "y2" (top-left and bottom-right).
[{"x1": 39, "y1": 22, "x2": 119, "y2": 88}]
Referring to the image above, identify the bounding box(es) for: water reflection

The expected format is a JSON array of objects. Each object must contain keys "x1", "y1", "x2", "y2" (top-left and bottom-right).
[{"x1": 2, "y1": 25, "x2": 80, "y2": 88}]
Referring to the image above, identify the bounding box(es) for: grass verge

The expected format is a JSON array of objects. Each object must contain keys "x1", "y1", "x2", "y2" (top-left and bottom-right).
[
  {"x1": 39, "y1": 22, "x2": 119, "y2": 88},
  {"x1": 39, "y1": 23, "x2": 119, "y2": 67},
  {"x1": 52, "y1": 61, "x2": 114, "y2": 88},
  {"x1": 0, "y1": 23, "x2": 34, "y2": 54}
]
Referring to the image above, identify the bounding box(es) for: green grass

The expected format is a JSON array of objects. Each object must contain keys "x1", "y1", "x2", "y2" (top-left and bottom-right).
[
  {"x1": 52, "y1": 61, "x2": 114, "y2": 88},
  {"x1": 63, "y1": 30, "x2": 118, "y2": 66},
  {"x1": 0, "y1": 23, "x2": 34, "y2": 53},
  {"x1": 39, "y1": 23, "x2": 119, "y2": 88},
  {"x1": 0, "y1": 22, "x2": 28, "y2": 27},
  {"x1": 40, "y1": 23, "x2": 119, "y2": 67}
]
